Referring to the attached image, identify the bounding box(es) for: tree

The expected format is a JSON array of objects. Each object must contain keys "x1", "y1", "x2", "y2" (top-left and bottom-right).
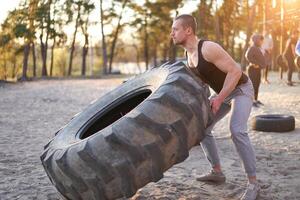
[
  {"x1": 28, "y1": 0, "x2": 38, "y2": 77},
  {"x1": 130, "y1": 0, "x2": 183, "y2": 68},
  {"x1": 99, "y1": 0, "x2": 108, "y2": 74},
  {"x1": 66, "y1": 0, "x2": 81, "y2": 76},
  {"x1": 66, "y1": 0, "x2": 95, "y2": 76},
  {"x1": 79, "y1": 1, "x2": 95, "y2": 76},
  {"x1": 48, "y1": 0, "x2": 66, "y2": 76},
  {"x1": 108, "y1": 0, "x2": 129, "y2": 73},
  {"x1": 35, "y1": 0, "x2": 54, "y2": 77},
  {"x1": 2, "y1": 4, "x2": 33, "y2": 80},
  {"x1": 240, "y1": 1, "x2": 257, "y2": 68},
  {"x1": 99, "y1": 0, "x2": 129, "y2": 74},
  {"x1": 193, "y1": 0, "x2": 214, "y2": 39}
]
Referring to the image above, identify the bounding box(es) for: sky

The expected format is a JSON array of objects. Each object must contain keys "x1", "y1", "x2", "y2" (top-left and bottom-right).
[{"x1": 0, "y1": 1, "x2": 21, "y2": 24}]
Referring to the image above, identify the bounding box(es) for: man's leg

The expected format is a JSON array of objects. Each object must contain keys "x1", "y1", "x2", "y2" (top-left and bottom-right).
[
  {"x1": 230, "y1": 94, "x2": 260, "y2": 200},
  {"x1": 230, "y1": 94, "x2": 256, "y2": 180},
  {"x1": 197, "y1": 102, "x2": 231, "y2": 182}
]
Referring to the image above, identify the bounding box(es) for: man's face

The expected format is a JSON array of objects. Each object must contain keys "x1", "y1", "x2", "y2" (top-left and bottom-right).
[{"x1": 170, "y1": 19, "x2": 188, "y2": 45}]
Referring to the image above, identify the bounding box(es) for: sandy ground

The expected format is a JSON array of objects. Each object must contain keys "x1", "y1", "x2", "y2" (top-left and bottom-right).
[{"x1": 0, "y1": 72, "x2": 299, "y2": 200}]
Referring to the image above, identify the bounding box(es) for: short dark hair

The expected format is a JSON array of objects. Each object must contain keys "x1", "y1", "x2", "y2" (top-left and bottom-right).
[{"x1": 174, "y1": 14, "x2": 197, "y2": 34}]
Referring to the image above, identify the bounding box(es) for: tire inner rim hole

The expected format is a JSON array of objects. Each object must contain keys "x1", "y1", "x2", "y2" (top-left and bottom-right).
[
  {"x1": 80, "y1": 89, "x2": 152, "y2": 139},
  {"x1": 262, "y1": 116, "x2": 285, "y2": 119}
]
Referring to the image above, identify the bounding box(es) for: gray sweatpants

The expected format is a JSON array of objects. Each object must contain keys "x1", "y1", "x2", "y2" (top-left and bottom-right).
[{"x1": 201, "y1": 79, "x2": 256, "y2": 177}]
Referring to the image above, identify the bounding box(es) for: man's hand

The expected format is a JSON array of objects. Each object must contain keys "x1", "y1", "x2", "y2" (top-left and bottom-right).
[{"x1": 210, "y1": 95, "x2": 224, "y2": 114}]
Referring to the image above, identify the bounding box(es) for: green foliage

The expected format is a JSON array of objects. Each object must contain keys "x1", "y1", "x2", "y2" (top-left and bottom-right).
[
  {"x1": 0, "y1": 34, "x2": 11, "y2": 47},
  {"x1": 14, "y1": 23, "x2": 29, "y2": 38}
]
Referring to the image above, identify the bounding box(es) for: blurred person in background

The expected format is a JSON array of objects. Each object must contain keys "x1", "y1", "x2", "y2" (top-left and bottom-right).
[
  {"x1": 245, "y1": 33, "x2": 266, "y2": 107},
  {"x1": 283, "y1": 29, "x2": 298, "y2": 86},
  {"x1": 295, "y1": 32, "x2": 300, "y2": 80}
]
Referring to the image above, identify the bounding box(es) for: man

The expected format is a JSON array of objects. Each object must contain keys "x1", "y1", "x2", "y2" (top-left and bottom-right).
[{"x1": 170, "y1": 14, "x2": 259, "y2": 200}]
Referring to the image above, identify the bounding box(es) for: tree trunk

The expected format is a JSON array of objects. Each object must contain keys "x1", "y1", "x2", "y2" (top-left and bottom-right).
[
  {"x1": 29, "y1": 0, "x2": 37, "y2": 77},
  {"x1": 82, "y1": 47, "x2": 88, "y2": 76},
  {"x1": 12, "y1": 58, "x2": 17, "y2": 79},
  {"x1": 108, "y1": 0, "x2": 128, "y2": 73},
  {"x1": 50, "y1": 37, "x2": 56, "y2": 76},
  {"x1": 41, "y1": 43, "x2": 48, "y2": 76},
  {"x1": 40, "y1": 32, "x2": 48, "y2": 76},
  {"x1": 153, "y1": 44, "x2": 157, "y2": 67},
  {"x1": 90, "y1": 37, "x2": 94, "y2": 76},
  {"x1": 82, "y1": 34, "x2": 89, "y2": 76},
  {"x1": 241, "y1": 2, "x2": 256, "y2": 69},
  {"x1": 40, "y1": 0, "x2": 52, "y2": 77},
  {"x1": 68, "y1": 6, "x2": 81, "y2": 76},
  {"x1": 144, "y1": 14, "x2": 149, "y2": 70},
  {"x1": 3, "y1": 59, "x2": 7, "y2": 80},
  {"x1": 199, "y1": 0, "x2": 207, "y2": 37},
  {"x1": 21, "y1": 44, "x2": 30, "y2": 81},
  {"x1": 224, "y1": 27, "x2": 230, "y2": 50},
  {"x1": 31, "y1": 42, "x2": 37, "y2": 77},
  {"x1": 279, "y1": 0, "x2": 285, "y2": 79},
  {"x1": 132, "y1": 44, "x2": 141, "y2": 73},
  {"x1": 214, "y1": 6, "x2": 221, "y2": 43},
  {"x1": 43, "y1": 3, "x2": 51, "y2": 77},
  {"x1": 100, "y1": 0, "x2": 108, "y2": 75}
]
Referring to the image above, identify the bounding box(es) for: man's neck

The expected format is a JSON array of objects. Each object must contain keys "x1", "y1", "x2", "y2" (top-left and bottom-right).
[{"x1": 183, "y1": 36, "x2": 199, "y2": 53}]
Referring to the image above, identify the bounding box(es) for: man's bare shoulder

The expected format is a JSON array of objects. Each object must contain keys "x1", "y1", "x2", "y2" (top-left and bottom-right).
[
  {"x1": 202, "y1": 41, "x2": 222, "y2": 52},
  {"x1": 202, "y1": 41, "x2": 225, "y2": 62}
]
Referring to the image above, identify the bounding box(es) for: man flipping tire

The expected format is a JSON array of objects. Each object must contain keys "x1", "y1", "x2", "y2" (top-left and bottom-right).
[{"x1": 170, "y1": 14, "x2": 259, "y2": 200}]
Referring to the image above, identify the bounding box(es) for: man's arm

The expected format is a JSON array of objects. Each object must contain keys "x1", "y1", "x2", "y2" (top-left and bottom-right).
[{"x1": 202, "y1": 41, "x2": 242, "y2": 113}]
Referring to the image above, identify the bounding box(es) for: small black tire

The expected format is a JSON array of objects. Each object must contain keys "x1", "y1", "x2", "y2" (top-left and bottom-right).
[
  {"x1": 41, "y1": 61, "x2": 213, "y2": 200},
  {"x1": 252, "y1": 114, "x2": 295, "y2": 132}
]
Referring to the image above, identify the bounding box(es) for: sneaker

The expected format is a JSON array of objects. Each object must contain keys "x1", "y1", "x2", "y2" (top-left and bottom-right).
[
  {"x1": 240, "y1": 182, "x2": 260, "y2": 200},
  {"x1": 256, "y1": 100, "x2": 264, "y2": 105},
  {"x1": 196, "y1": 170, "x2": 226, "y2": 183}
]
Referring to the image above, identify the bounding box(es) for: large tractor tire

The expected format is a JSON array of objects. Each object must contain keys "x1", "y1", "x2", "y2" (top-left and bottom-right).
[{"x1": 40, "y1": 61, "x2": 213, "y2": 200}]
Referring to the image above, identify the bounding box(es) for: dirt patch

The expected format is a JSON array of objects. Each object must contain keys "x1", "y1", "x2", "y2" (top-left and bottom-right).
[{"x1": 0, "y1": 72, "x2": 299, "y2": 200}]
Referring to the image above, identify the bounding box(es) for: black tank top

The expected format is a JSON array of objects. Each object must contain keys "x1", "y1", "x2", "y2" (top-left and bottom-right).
[{"x1": 187, "y1": 40, "x2": 248, "y2": 93}]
